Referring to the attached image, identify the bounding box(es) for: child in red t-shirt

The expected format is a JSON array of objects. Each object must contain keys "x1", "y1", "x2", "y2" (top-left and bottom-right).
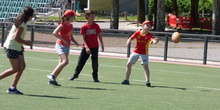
[
  {"x1": 69, "y1": 10, "x2": 104, "y2": 82},
  {"x1": 121, "y1": 20, "x2": 159, "y2": 87},
  {"x1": 47, "y1": 10, "x2": 79, "y2": 86}
]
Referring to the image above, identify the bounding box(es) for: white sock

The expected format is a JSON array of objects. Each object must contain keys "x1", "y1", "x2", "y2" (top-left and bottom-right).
[{"x1": 10, "y1": 86, "x2": 15, "y2": 89}]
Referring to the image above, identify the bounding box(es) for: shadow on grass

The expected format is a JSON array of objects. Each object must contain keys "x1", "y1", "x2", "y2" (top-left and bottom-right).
[
  {"x1": 115, "y1": 83, "x2": 187, "y2": 90},
  {"x1": 68, "y1": 80, "x2": 187, "y2": 91},
  {"x1": 64, "y1": 86, "x2": 116, "y2": 91},
  {"x1": 150, "y1": 86, "x2": 187, "y2": 90},
  {"x1": 24, "y1": 94, "x2": 79, "y2": 99}
]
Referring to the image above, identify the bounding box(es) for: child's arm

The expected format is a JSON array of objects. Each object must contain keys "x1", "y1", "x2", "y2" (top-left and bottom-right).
[
  {"x1": 150, "y1": 37, "x2": 159, "y2": 44},
  {"x1": 71, "y1": 36, "x2": 79, "y2": 46},
  {"x1": 98, "y1": 33, "x2": 104, "y2": 52},
  {"x1": 82, "y1": 34, "x2": 91, "y2": 54},
  {"x1": 14, "y1": 26, "x2": 32, "y2": 46},
  {"x1": 52, "y1": 25, "x2": 68, "y2": 45},
  {"x1": 126, "y1": 38, "x2": 132, "y2": 46}
]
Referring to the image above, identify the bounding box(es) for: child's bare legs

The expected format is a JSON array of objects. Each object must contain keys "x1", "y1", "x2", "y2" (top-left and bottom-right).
[
  {"x1": 125, "y1": 63, "x2": 133, "y2": 81},
  {"x1": 121, "y1": 63, "x2": 133, "y2": 84},
  {"x1": 11, "y1": 55, "x2": 26, "y2": 87},
  {"x1": 143, "y1": 64, "x2": 150, "y2": 81},
  {"x1": 143, "y1": 63, "x2": 151, "y2": 87},
  {"x1": 52, "y1": 54, "x2": 69, "y2": 79},
  {"x1": 0, "y1": 55, "x2": 25, "y2": 93}
]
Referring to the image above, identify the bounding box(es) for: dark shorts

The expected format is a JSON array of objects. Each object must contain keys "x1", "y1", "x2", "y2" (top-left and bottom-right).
[{"x1": 4, "y1": 48, "x2": 23, "y2": 59}]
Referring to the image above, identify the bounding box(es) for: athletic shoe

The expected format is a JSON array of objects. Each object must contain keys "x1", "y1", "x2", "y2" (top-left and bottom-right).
[
  {"x1": 146, "y1": 81, "x2": 151, "y2": 87},
  {"x1": 47, "y1": 74, "x2": 55, "y2": 82},
  {"x1": 69, "y1": 75, "x2": 78, "y2": 81},
  {"x1": 120, "y1": 80, "x2": 130, "y2": 85},
  {"x1": 94, "y1": 79, "x2": 100, "y2": 82},
  {"x1": 7, "y1": 88, "x2": 23, "y2": 95},
  {"x1": 48, "y1": 80, "x2": 61, "y2": 86}
]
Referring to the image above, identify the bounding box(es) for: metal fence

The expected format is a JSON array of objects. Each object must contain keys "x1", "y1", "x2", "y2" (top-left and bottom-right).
[{"x1": 1, "y1": 22, "x2": 220, "y2": 65}]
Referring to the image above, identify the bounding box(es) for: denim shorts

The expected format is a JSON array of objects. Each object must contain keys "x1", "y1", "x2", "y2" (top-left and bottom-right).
[
  {"x1": 128, "y1": 53, "x2": 149, "y2": 64},
  {"x1": 4, "y1": 48, "x2": 23, "y2": 59},
  {"x1": 55, "y1": 44, "x2": 70, "y2": 55}
]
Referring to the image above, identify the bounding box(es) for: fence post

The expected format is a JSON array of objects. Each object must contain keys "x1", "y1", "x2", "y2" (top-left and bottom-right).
[
  {"x1": 203, "y1": 36, "x2": 208, "y2": 64},
  {"x1": 30, "y1": 25, "x2": 34, "y2": 49},
  {"x1": 164, "y1": 34, "x2": 169, "y2": 61},
  {"x1": 1, "y1": 24, "x2": 5, "y2": 47},
  {"x1": 127, "y1": 32, "x2": 132, "y2": 58}
]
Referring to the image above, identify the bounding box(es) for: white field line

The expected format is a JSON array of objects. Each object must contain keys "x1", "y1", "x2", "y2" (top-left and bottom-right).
[
  {"x1": 152, "y1": 69, "x2": 218, "y2": 77},
  {"x1": 2, "y1": 56, "x2": 218, "y2": 78},
  {"x1": 100, "y1": 64, "x2": 218, "y2": 77},
  {"x1": 80, "y1": 74, "x2": 103, "y2": 77},
  {"x1": 132, "y1": 79, "x2": 161, "y2": 83},
  {"x1": 26, "y1": 68, "x2": 51, "y2": 72},
  {"x1": 194, "y1": 86, "x2": 220, "y2": 91},
  {"x1": 2, "y1": 56, "x2": 219, "y2": 91}
]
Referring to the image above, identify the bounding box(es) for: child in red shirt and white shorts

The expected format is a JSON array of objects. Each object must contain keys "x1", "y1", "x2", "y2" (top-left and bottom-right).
[{"x1": 121, "y1": 20, "x2": 159, "y2": 87}]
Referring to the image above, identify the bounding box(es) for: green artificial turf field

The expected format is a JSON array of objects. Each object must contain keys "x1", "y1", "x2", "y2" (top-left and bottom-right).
[{"x1": 0, "y1": 48, "x2": 219, "y2": 110}]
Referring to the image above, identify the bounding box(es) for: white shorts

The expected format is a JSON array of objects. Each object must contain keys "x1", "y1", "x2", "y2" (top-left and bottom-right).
[
  {"x1": 55, "y1": 44, "x2": 70, "y2": 55},
  {"x1": 128, "y1": 53, "x2": 149, "y2": 64}
]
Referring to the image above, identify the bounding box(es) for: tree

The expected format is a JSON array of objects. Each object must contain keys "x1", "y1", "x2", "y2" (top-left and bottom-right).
[
  {"x1": 171, "y1": 0, "x2": 178, "y2": 17},
  {"x1": 212, "y1": 0, "x2": 220, "y2": 35},
  {"x1": 153, "y1": 0, "x2": 157, "y2": 30},
  {"x1": 156, "y1": 0, "x2": 165, "y2": 31},
  {"x1": 200, "y1": 0, "x2": 210, "y2": 17},
  {"x1": 190, "y1": 0, "x2": 199, "y2": 26},
  {"x1": 137, "y1": 0, "x2": 146, "y2": 24},
  {"x1": 110, "y1": 0, "x2": 119, "y2": 29}
]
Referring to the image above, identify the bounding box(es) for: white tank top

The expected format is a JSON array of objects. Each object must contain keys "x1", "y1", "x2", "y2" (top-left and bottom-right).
[{"x1": 4, "y1": 22, "x2": 27, "y2": 51}]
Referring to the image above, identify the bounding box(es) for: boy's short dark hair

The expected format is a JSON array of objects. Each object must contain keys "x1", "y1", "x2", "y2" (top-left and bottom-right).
[{"x1": 85, "y1": 10, "x2": 95, "y2": 19}]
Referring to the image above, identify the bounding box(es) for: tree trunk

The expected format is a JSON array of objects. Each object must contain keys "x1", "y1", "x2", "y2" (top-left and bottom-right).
[
  {"x1": 110, "y1": 0, "x2": 119, "y2": 29},
  {"x1": 138, "y1": 0, "x2": 146, "y2": 24},
  {"x1": 212, "y1": 0, "x2": 220, "y2": 35},
  {"x1": 156, "y1": 0, "x2": 165, "y2": 31},
  {"x1": 171, "y1": 0, "x2": 178, "y2": 17},
  {"x1": 153, "y1": 0, "x2": 157, "y2": 30},
  {"x1": 190, "y1": 0, "x2": 199, "y2": 27}
]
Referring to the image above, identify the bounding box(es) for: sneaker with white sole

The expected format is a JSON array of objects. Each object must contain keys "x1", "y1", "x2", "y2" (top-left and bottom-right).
[
  {"x1": 7, "y1": 88, "x2": 23, "y2": 95},
  {"x1": 47, "y1": 74, "x2": 55, "y2": 82}
]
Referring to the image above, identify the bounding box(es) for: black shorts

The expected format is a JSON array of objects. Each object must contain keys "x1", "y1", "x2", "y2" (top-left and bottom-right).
[{"x1": 4, "y1": 48, "x2": 23, "y2": 59}]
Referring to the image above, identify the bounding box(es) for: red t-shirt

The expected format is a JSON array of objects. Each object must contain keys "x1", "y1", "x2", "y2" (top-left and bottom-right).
[
  {"x1": 56, "y1": 22, "x2": 73, "y2": 47},
  {"x1": 80, "y1": 22, "x2": 101, "y2": 48},
  {"x1": 130, "y1": 30, "x2": 153, "y2": 55}
]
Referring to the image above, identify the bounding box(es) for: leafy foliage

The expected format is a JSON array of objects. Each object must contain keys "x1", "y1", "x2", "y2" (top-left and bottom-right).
[{"x1": 148, "y1": 0, "x2": 213, "y2": 17}]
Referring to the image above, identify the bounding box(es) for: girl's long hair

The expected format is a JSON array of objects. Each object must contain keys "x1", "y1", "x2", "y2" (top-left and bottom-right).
[{"x1": 15, "y1": 6, "x2": 34, "y2": 27}]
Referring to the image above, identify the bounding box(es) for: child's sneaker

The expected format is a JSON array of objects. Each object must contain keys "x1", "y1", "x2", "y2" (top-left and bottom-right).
[
  {"x1": 120, "y1": 80, "x2": 130, "y2": 85},
  {"x1": 7, "y1": 87, "x2": 23, "y2": 95},
  {"x1": 146, "y1": 81, "x2": 151, "y2": 87},
  {"x1": 47, "y1": 74, "x2": 55, "y2": 82},
  {"x1": 69, "y1": 75, "x2": 78, "y2": 81},
  {"x1": 48, "y1": 80, "x2": 61, "y2": 86},
  {"x1": 94, "y1": 79, "x2": 100, "y2": 82}
]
